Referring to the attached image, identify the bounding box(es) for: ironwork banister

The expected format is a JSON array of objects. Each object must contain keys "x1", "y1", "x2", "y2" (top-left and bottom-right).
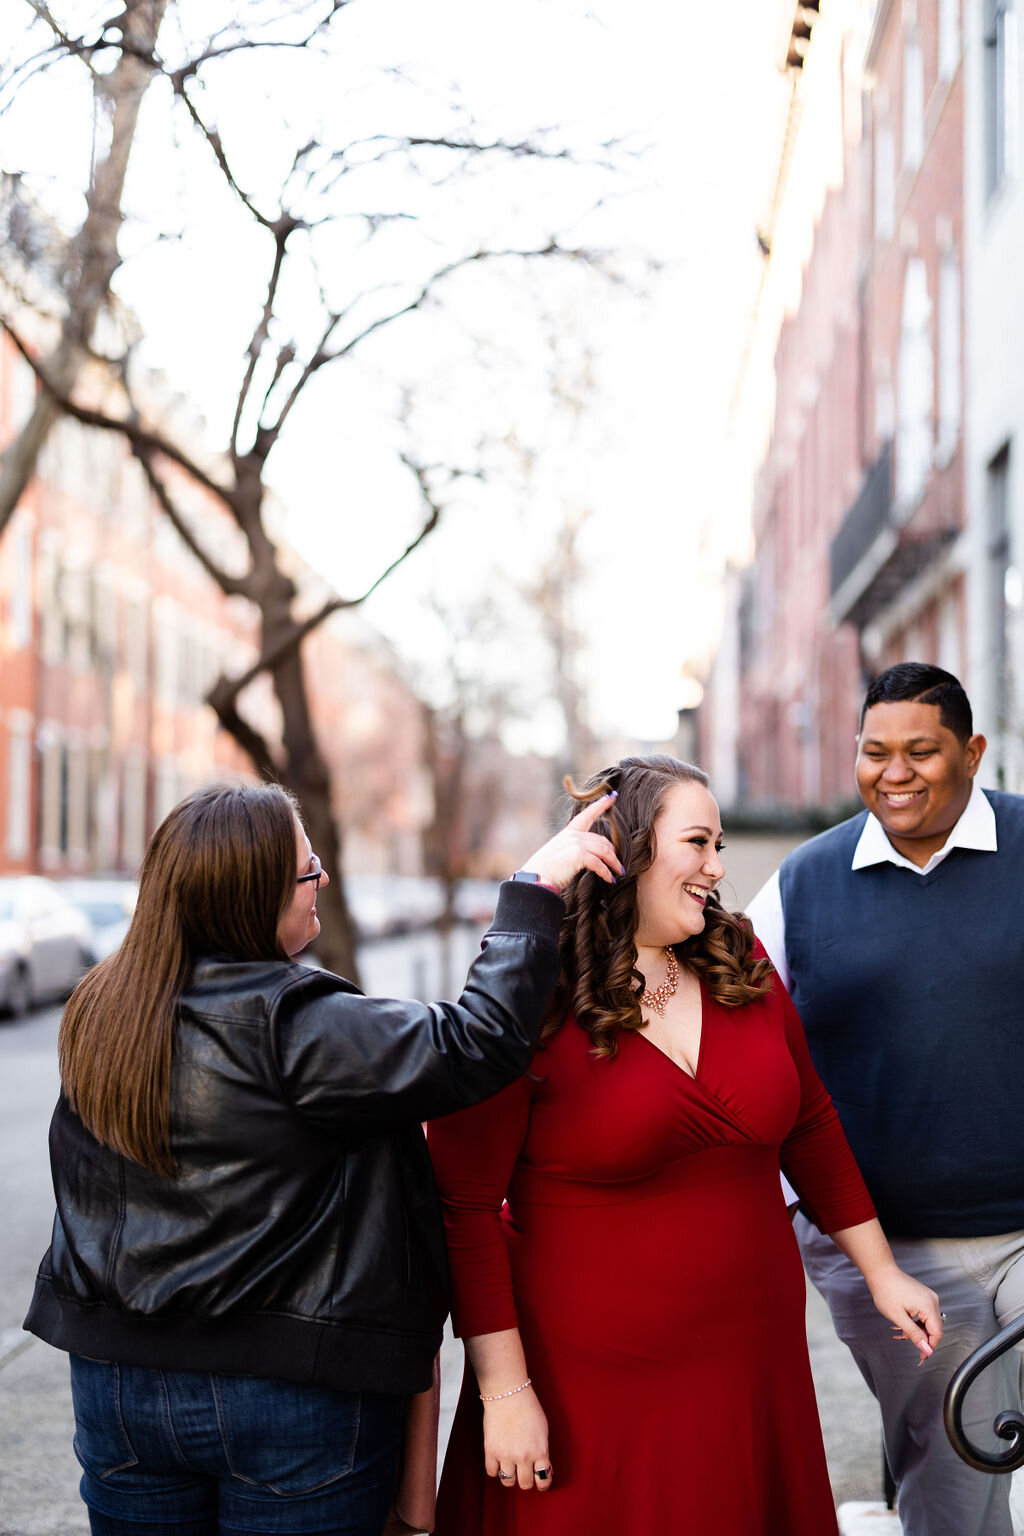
[{"x1": 943, "y1": 1313, "x2": 1024, "y2": 1472}]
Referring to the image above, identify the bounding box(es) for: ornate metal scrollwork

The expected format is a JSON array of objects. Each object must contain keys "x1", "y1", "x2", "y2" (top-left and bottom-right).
[{"x1": 944, "y1": 1314, "x2": 1024, "y2": 1473}]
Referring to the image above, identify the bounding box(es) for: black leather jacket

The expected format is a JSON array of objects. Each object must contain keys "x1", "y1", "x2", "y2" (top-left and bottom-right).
[{"x1": 25, "y1": 882, "x2": 561, "y2": 1395}]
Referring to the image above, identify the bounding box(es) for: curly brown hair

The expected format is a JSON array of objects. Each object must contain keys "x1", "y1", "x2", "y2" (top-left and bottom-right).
[{"x1": 544, "y1": 755, "x2": 774, "y2": 1057}]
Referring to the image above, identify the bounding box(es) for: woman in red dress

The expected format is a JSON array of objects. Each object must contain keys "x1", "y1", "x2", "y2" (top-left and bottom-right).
[{"x1": 428, "y1": 755, "x2": 943, "y2": 1535}]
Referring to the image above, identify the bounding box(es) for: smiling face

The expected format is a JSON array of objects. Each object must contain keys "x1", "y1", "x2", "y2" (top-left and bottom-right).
[
  {"x1": 276, "y1": 817, "x2": 328, "y2": 958},
  {"x1": 855, "y1": 700, "x2": 986, "y2": 865},
  {"x1": 633, "y1": 781, "x2": 725, "y2": 949}
]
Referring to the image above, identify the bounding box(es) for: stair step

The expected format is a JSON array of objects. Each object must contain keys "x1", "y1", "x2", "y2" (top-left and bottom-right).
[{"x1": 837, "y1": 1502, "x2": 902, "y2": 1535}]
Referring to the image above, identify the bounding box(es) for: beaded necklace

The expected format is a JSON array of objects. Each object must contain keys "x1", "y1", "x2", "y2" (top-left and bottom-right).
[{"x1": 640, "y1": 946, "x2": 679, "y2": 1016}]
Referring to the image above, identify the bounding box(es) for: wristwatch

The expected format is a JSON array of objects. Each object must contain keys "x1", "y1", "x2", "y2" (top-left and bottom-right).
[{"x1": 511, "y1": 870, "x2": 561, "y2": 895}]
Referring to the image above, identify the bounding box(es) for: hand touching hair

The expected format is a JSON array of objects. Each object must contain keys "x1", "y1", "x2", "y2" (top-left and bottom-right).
[{"x1": 544, "y1": 756, "x2": 773, "y2": 1057}]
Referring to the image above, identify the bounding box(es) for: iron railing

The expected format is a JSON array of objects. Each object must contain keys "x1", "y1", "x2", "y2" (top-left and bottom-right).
[{"x1": 944, "y1": 1313, "x2": 1024, "y2": 1472}]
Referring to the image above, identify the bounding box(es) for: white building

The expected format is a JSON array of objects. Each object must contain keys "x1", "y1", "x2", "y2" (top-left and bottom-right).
[{"x1": 964, "y1": 0, "x2": 1024, "y2": 787}]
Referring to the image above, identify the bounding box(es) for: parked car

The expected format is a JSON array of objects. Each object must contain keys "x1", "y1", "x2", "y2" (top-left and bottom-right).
[
  {"x1": 453, "y1": 879, "x2": 501, "y2": 925},
  {"x1": 346, "y1": 874, "x2": 445, "y2": 942},
  {"x1": 0, "y1": 876, "x2": 94, "y2": 1017},
  {"x1": 60, "y1": 879, "x2": 138, "y2": 964},
  {"x1": 345, "y1": 875, "x2": 399, "y2": 942}
]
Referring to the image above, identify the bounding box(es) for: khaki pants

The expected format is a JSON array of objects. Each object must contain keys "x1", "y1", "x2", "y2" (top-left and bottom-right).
[{"x1": 796, "y1": 1213, "x2": 1024, "y2": 1536}]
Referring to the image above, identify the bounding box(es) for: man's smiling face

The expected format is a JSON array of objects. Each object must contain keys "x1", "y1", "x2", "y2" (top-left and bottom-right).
[{"x1": 855, "y1": 699, "x2": 986, "y2": 864}]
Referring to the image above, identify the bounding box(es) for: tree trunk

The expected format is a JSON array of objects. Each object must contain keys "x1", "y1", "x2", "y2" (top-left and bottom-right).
[
  {"x1": 271, "y1": 642, "x2": 362, "y2": 985},
  {"x1": 0, "y1": 0, "x2": 169, "y2": 531}
]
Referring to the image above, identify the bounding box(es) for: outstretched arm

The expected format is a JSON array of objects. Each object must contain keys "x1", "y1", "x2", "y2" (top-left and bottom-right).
[{"x1": 277, "y1": 792, "x2": 625, "y2": 1129}]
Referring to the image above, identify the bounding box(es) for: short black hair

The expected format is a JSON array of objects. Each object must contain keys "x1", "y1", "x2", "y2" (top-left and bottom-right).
[{"x1": 859, "y1": 662, "x2": 973, "y2": 742}]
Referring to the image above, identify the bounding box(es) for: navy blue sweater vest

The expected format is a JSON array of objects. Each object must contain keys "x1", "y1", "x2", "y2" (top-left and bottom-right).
[{"x1": 779, "y1": 789, "x2": 1024, "y2": 1238}]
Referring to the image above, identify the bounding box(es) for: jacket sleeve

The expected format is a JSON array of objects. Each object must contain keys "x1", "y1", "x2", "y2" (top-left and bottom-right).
[
  {"x1": 427, "y1": 1073, "x2": 534, "y2": 1338},
  {"x1": 776, "y1": 975, "x2": 877, "y2": 1235},
  {"x1": 269, "y1": 881, "x2": 562, "y2": 1132}
]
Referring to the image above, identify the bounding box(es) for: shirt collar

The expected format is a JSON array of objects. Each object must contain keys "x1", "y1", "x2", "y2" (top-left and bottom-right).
[{"x1": 851, "y1": 780, "x2": 997, "y2": 875}]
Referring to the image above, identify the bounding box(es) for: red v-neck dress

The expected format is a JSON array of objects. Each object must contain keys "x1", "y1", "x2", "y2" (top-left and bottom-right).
[{"x1": 427, "y1": 969, "x2": 875, "y2": 1536}]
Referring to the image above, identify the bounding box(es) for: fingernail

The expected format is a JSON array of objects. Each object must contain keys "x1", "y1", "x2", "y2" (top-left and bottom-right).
[{"x1": 609, "y1": 790, "x2": 618, "y2": 800}]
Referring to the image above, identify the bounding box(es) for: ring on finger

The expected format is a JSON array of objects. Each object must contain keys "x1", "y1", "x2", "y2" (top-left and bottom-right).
[
  {"x1": 498, "y1": 1470, "x2": 515, "y2": 1481},
  {"x1": 535, "y1": 1466, "x2": 552, "y2": 1481}
]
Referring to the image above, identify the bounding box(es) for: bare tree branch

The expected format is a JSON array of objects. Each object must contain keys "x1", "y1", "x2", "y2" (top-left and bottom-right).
[
  {"x1": 171, "y1": 2, "x2": 351, "y2": 73},
  {"x1": 1, "y1": 317, "x2": 236, "y2": 513},
  {"x1": 206, "y1": 676, "x2": 280, "y2": 781},
  {"x1": 98, "y1": 1, "x2": 353, "y2": 78},
  {"x1": 132, "y1": 446, "x2": 249, "y2": 596},
  {"x1": 265, "y1": 241, "x2": 598, "y2": 445},
  {"x1": 209, "y1": 452, "x2": 455, "y2": 710},
  {"x1": 17, "y1": 0, "x2": 100, "y2": 74},
  {"x1": 333, "y1": 131, "x2": 628, "y2": 171},
  {"x1": 231, "y1": 219, "x2": 297, "y2": 453},
  {"x1": 326, "y1": 242, "x2": 594, "y2": 361},
  {"x1": 0, "y1": 0, "x2": 628, "y2": 984},
  {"x1": 169, "y1": 76, "x2": 277, "y2": 231},
  {"x1": 0, "y1": 0, "x2": 170, "y2": 535}
]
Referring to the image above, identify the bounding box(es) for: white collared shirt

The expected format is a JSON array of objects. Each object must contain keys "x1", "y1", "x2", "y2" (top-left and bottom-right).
[{"x1": 745, "y1": 781, "x2": 997, "y2": 994}]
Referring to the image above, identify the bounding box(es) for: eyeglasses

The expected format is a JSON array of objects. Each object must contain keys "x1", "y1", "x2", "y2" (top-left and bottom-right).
[{"x1": 296, "y1": 855, "x2": 323, "y2": 890}]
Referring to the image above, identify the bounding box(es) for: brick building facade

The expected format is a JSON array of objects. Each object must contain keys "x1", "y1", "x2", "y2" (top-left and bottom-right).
[
  {"x1": 0, "y1": 327, "x2": 435, "y2": 877},
  {"x1": 702, "y1": 0, "x2": 967, "y2": 815}
]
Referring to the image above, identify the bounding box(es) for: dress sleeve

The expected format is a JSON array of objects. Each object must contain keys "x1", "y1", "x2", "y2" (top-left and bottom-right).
[
  {"x1": 775, "y1": 975, "x2": 877, "y2": 1235},
  {"x1": 426, "y1": 1071, "x2": 535, "y2": 1339}
]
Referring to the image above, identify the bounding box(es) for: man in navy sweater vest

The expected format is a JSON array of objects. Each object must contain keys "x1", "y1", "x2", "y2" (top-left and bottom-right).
[{"x1": 747, "y1": 662, "x2": 1024, "y2": 1536}]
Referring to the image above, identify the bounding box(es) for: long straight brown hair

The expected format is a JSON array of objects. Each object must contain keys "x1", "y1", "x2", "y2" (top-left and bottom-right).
[{"x1": 59, "y1": 782, "x2": 301, "y2": 1176}]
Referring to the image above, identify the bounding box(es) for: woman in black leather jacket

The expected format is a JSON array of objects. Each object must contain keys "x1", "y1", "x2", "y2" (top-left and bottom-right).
[{"x1": 24, "y1": 779, "x2": 621, "y2": 1536}]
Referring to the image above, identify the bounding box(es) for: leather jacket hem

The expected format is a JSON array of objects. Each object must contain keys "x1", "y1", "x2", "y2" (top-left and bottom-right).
[{"x1": 25, "y1": 1279, "x2": 439, "y2": 1396}]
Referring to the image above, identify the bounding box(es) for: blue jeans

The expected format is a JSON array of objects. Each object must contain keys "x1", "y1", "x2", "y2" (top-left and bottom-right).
[{"x1": 69, "y1": 1356, "x2": 404, "y2": 1536}]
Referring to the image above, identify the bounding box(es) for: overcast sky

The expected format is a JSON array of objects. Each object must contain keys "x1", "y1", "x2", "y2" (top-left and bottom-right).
[{"x1": 1, "y1": 0, "x2": 786, "y2": 746}]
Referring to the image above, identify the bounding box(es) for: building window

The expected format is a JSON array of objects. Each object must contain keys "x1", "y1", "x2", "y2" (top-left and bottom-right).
[
  {"x1": 903, "y1": 37, "x2": 925, "y2": 171},
  {"x1": 985, "y1": 0, "x2": 1018, "y2": 198},
  {"x1": 937, "y1": 254, "x2": 962, "y2": 460},
  {"x1": 875, "y1": 121, "x2": 895, "y2": 239},
  {"x1": 38, "y1": 731, "x2": 63, "y2": 865},
  {"x1": 154, "y1": 601, "x2": 179, "y2": 706},
  {"x1": 937, "y1": 588, "x2": 963, "y2": 677},
  {"x1": 37, "y1": 535, "x2": 65, "y2": 664},
  {"x1": 92, "y1": 752, "x2": 118, "y2": 870},
  {"x1": 63, "y1": 562, "x2": 91, "y2": 673},
  {"x1": 122, "y1": 752, "x2": 148, "y2": 867},
  {"x1": 8, "y1": 513, "x2": 33, "y2": 651},
  {"x1": 125, "y1": 592, "x2": 149, "y2": 689},
  {"x1": 155, "y1": 757, "x2": 179, "y2": 824},
  {"x1": 939, "y1": 0, "x2": 961, "y2": 78},
  {"x1": 91, "y1": 564, "x2": 119, "y2": 668},
  {"x1": 5, "y1": 716, "x2": 32, "y2": 860},
  {"x1": 896, "y1": 258, "x2": 934, "y2": 507},
  {"x1": 67, "y1": 741, "x2": 89, "y2": 861},
  {"x1": 987, "y1": 444, "x2": 1012, "y2": 784}
]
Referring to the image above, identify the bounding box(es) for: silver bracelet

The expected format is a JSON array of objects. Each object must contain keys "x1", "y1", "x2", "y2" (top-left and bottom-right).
[{"x1": 479, "y1": 1377, "x2": 532, "y2": 1402}]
